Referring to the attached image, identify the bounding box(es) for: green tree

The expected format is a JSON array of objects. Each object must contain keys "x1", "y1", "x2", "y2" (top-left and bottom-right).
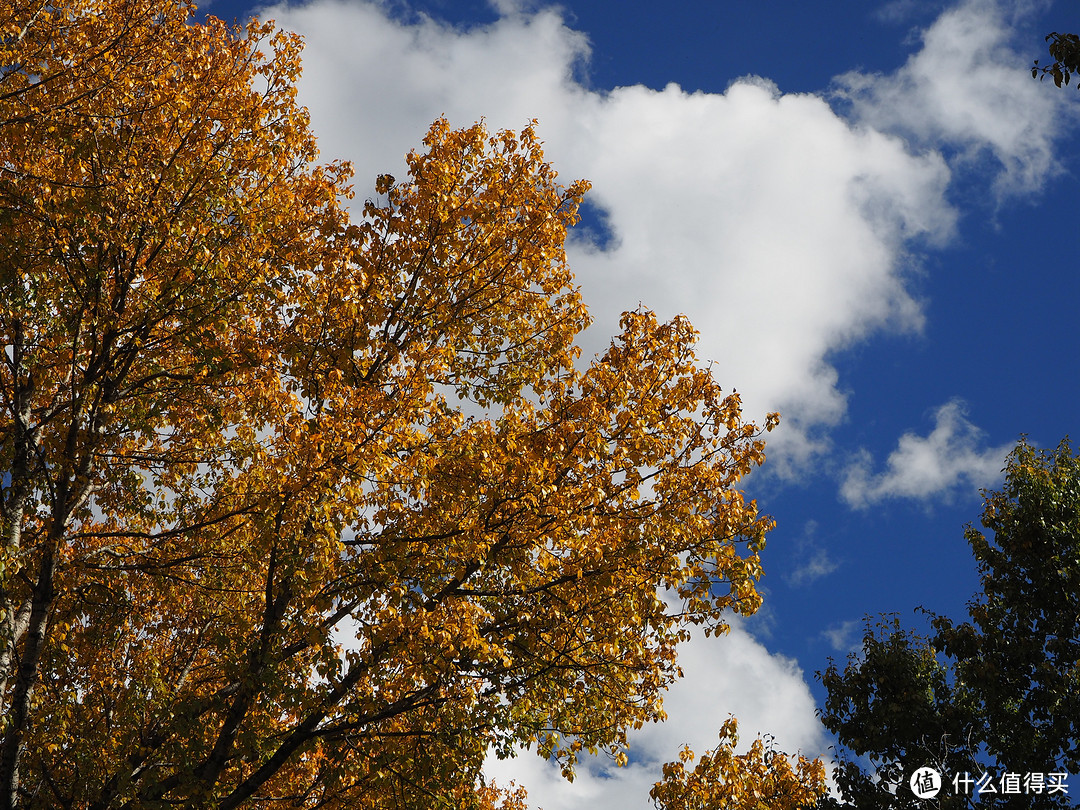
[
  {"x1": 816, "y1": 616, "x2": 978, "y2": 810},
  {"x1": 1033, "y1": 32, "x2": 1080, "y2": 88},
  {"x1": 816, "y1": 439, "x2": 1080, "y2": 809}
]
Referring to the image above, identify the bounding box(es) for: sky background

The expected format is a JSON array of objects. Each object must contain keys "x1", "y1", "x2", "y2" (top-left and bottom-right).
[{"x1": 202, "y1": 0, "x2": 1080, "y2": 805}]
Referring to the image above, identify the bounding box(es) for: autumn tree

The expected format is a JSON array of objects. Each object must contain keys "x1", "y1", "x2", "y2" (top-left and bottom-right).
[
  {"x1": 816, "y1": 439, "x2": 1080, "y2": 810},
  {"x1": 0, "y1": 1, "x2": 825, "y2": 808},
  {"x1": 651, "y1": 718, "x2": 825, "y2": 810}
]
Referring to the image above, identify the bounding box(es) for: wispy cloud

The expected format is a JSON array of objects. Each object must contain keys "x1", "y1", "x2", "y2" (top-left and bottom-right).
[
  {"x1": 822, "y1": 619, "x2": 863, "y2": 654},
  {"x1": 835, "y1": 0, "x2": 1074, "y2": 200},
  {"x1": 873, "y1": 0, "x2": 952, "y2": 25},
  {"x1": 785, "y1": 521, "x2": 839, "y2": 587},
  {"x1": 787, "y1": 547, "x2": 840, "y2": 588},
  {"x1": 840, "y1": 399, "x2": 1011, "y2": 508}
]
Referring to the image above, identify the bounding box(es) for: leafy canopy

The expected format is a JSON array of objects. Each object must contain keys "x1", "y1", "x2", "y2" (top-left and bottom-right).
[
  {"x1": 817, "y1": 439, "x2": 1080, "y2": 810},
  {"x1": 0, "y1": 1, "x2": 823, "y2": 808}
]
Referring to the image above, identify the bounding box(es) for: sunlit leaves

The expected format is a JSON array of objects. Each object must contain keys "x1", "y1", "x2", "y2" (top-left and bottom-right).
[
  {"x1": 651, "y1": 718, "x2": 826, "y2": 810},
  {"x1": 0, "y1": 1, "x2": 794, "y2": 807}
]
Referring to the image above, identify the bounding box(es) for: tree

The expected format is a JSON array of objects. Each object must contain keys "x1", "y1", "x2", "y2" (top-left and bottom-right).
[
  {"x1": 651, "y1": 718, "x2": 826, "y2": 810},
  {"x1": 0, "y1": 1, "x2": 823, "y2": 808},
  {"x1": 816, "y1": 439, "x2": 1080, "y2": 809},
  {"x1": 1033, "y1": 32, "x2": 1080, "y2": 88},
  {"x1": 815, "y1": 617, "x2": 980, "y2": 810}
]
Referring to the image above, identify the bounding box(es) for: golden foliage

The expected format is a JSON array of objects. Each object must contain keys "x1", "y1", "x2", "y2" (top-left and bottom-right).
[
  {"x1": 0, "y1": 1, "x2": 802, "y2": 807},
  {"x1": 651, "y1": 719, "x2": 827, "y2": 810}
]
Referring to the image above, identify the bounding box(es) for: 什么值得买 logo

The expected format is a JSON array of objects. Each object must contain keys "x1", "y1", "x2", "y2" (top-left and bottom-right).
[
  {"x1": 909, "y1": 768, "x2": 1070, "y2": 799},
  {"x1": 910, "y1": 767, "x2": 942, "y2": 799}
]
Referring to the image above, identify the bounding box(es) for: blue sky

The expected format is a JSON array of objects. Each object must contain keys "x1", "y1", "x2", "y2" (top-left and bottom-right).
[{"x1": 203, "y1": 0, "x2": 1079, "y2": 804}]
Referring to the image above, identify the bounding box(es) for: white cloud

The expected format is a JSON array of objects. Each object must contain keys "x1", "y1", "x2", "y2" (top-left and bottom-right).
[
  {"x1": 255, "y1": 0, "x2": 591, "y2": 176},
  {"x1": 840, "y1": 399, "x2": 1011, "y2": 508},
  {"x1": 787, "y1": 547, "x2": 840, "y2": 588},
  {"x1": 784, "y1": 520, "x2": 840, "y2": 587},
  {"x1": 484, "y1": 621, "x2": 830, "y2": 810},
  {"x1": 834, "y1": 0, "x2": 1074, "y2": 199},
  {"x1": 259, "y1": 0, "x2": 963, "y2": 475},
  {"x1": 561, "y1": 80, "x2": 954, "y2": 474},
  {"x1": 823, "y1": 619, "x2": 864, "y2": 654}
]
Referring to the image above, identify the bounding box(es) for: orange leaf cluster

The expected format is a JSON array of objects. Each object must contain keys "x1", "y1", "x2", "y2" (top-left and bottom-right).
[{"x1": 651, "y1": 719, "x2": 827, "y2": 810}]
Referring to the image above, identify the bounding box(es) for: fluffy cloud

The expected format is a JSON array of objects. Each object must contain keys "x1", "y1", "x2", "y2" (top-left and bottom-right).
[
  {"x1": 258, "y1": 0, "x2": 967, "y2": 474},
  {"x1": 834, "y1": 0, "x2": 1072, "y2": 199},
  {"x1": 254, "y1": 0, "x2": 590, "y2": 175},
  {"x1": 483, "y1": 621, "x2": 829, "y2": 810},
  {"x1": 840, "y1": 399, "x2": 1011, "y2": 507},
  {"x1": 562, "y1": 80, "x2": 953, "y2": 473},
  {"x1": 254, "y1": 0, "x2": 1065, "y2": 467}
]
